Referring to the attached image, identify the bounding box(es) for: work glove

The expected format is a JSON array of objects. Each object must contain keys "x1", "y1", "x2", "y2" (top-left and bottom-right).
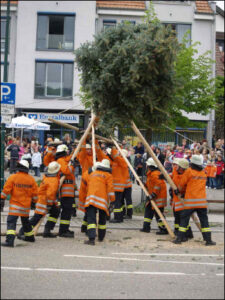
[
  {"x1": 174, "y1": 189, "x2": 180, "y2": 196},
  {"x1": 31, "y1": 202, "x2": 36, "y2": 210},
  {"x1": 0, "y1": 199, "x2": 5, "y2": 211}
]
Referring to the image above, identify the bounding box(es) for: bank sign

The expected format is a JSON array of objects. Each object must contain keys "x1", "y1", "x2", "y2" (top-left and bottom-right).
[{"x1": 26, "y1": 113, "x2": 79, "y2": 124}]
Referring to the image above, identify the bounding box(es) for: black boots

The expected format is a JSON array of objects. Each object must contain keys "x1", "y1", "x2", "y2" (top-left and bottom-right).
[
  {"x1": 140, "y1": 227, "x2": 150, "y2": 233},
  {"x1": 172, "y1": 236, "x2": 188, "y2": 244},
  {"x1": 186, "y1": 227, "x2": 194, "y2": 240},
  {"x1": 84, "y1": 239, "x2": 95, "y2": 246},
  {"x1": 204, "y1": 232, "x2": 216, "y2": 246},
  {"x1": 81, "y1": 225, "x2": 87, "y2": 233},
  {"x1": 156, "y1": 228, "x2": 168, "y2": 235},
  {"x1": 43, "y1": 228, "x2": 57, "y2": 238},
  {"x1": 59, "y1": 230, "x2": 74, "y2": 238},
  {"x1": 17, "y1": 227, "x2": 25, "y2": 240},
  {"x1": 1, "y1": 235, "x2": 15, "y2": 247}
]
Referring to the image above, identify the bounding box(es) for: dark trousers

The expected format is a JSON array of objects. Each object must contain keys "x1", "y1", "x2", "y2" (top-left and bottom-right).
[
  {"x1": 173, "y1": 209, "x2": 193, "y2": 238},
  {"x1": 122, "y1": 187, "x2": 133, "y2": 217},
  {"x1": 178, "y1": 208, "x2": 212, "y2": 241},
  {"x1": 10, "y1": 158, "x2": 18, "y2": 174},
  {"x1": 113, "y1": 192, "x2": 123, "y2": 221},
  {"x1": 33, "y1": 167, "x2": 40, "y2": 177},
  {"x1": 81, "y1": 212, "x2": 88, "y2": 229},
  {"x1": 59, "y1": 197, "x2": 74, "y2": 233},
  {"x1": 86, "y1": 205, "x2": 107, "y2": 241},
  {"x1": 6, "y1": 215, "x2": 33, "y2": 243},
  {"x1": 143, "y1": 202, "x2": 166, "y2": 231}
]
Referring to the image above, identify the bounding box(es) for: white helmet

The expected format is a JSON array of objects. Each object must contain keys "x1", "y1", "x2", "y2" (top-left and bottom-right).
[
  {"x1": 178, "y1": 158, "x2": 189, "y2": 169},
  {"x1": 121, "y1": 149, "x2": 128, "y2": 157},
  {"x1": 56, "y1": 144, "x2": 68, "y2": 153},
  {"x1": 100, "y1": 159, "x2": 111, "y2": 169},
  {"x1": 106, "y1": 148, "x2": 112, "y2": 155},
  {"x1": 47, "y1": 161, "x2": 61, "y2": 174},
  {"x1": 93, "y1": 161, "x2": 101, "y2": 171},
  {"x1": 18, "y1": 159, "x2": 29, "y2": 169},
  {"x1": 146, "y1": 158, "x2": 157, "y2": 168},
  {"x1": 191, "y1": 155, "x2": 203, "y2": 166},
  {"x1": 86, "y1": 144, "x2": 92, "y2": 149},
  {"x1": 172, "y1": 158, "x2": 180, "y2": 165}
]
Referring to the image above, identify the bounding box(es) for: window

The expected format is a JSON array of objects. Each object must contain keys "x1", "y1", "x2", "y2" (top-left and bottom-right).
[
  {"x1": 1, "y1": 18, "x2": 10, "y2": 53},
  {"x1": 163, "y1": 23, "x2": 191, "y2": 47},
  {"x1": 103, "y1": 20, "x2": 117, "y2": 31},
  {"x1": 36, "y1": 13, "x2": 75, "y2": 51},
  {"x1": 216, "y1": 39, "x2": 224, "y2": 52},
  {"x1": 35, "y1": 61, "x2": 73, "y2": 98},
  {"x1": 121, "y1": 20, "x2": 136, "y2": 25}
]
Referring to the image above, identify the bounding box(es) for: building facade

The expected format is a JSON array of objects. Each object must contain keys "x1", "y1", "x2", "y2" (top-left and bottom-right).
[{"x1": 1, "y1": 1, "x2": 221, "y2": 147}]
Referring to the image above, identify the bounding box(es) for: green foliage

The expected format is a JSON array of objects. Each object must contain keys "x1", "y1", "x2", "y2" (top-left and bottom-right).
[
  {"x1": 214, "y1": 76, "x2": 224, "y2": 138},
  {"x1": 75, "y1": 4, "x2": 216, "y2": 135},
  {"x1": 75, "y1": 20, "x2": 179, "y2": 135}
]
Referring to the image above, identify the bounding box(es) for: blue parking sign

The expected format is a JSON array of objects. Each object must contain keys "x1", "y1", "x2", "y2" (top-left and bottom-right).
[{"x1": 0, "y1": 83, "x2": 16, "y2": 104}]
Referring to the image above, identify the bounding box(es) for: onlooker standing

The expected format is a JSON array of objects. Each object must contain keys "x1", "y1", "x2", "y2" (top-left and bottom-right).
[
  {"x1": 21, "y1": 147, "x2": 32, "y2": 169},
  {"x1": 7, "y1": 139, "x2": 20, "y2": 174},
  {"x1": 155, "y1": 147, "x2": 165, "y2": 165},
  {"x1": 164, "y1": 150, "x2": 173, "y2": 174},
  {"x1": 134, "y1": 142, "x2": 144, "y2": 156},
  {"x1": 32, "y1": 147, "x2": 42, "y2": 177},
  {"x1": 215, "y1": 154, "x2": 224, "y2": 189},
  {"x1": 19, "y1": 142, "x2": 26, "y2": 160},
  {"x1": 174, "y1": 147, "x2": 184, "y2": 159}
]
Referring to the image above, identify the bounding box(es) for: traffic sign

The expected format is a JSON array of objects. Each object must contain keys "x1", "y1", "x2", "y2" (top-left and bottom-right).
[
  {"x1": 1, "y1": 104, "x2": 15, "y2": 114},
  {"x1": 0, "y1": 83, "x2": 16, "y2": 104},
  {"x1": 0, "y1": 115, "x2": 12, "y2": 124}
]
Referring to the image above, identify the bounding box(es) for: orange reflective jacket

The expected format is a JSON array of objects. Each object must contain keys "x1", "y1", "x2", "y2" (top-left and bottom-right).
[
  {"x1": 1, "y1": 172, "x2": 38, "y2": 217},
  {"x1": 35, "y1": 174, "x2": 60, "y2": 215},
  {"x1": 170, "y1": 169, "x2": 184, "y2": 212},
  {"x1": 77, "y1": 140, "x2": 105, "y2": 175},
  {"x1": 146, "y1": 170, "x2": 167, "y2": 209},
  {"x1": 85, "y1": 169, "x2": 115, "y2": 215},
  {"x1": 78, "y1": 170, "x2": 90, "y2": 212},
  {"x1": 43, "y1": 147, "x2": 56, "y2": 167},
  {"x1": 111, "y1": 148, "x2": 128, "y2": 192},
  {"x1": 178, "y1": 167, "x2": 207, "y2": 209},
  {"x1": 57, "y1": 156, "x2": 75, "y2": 198}
]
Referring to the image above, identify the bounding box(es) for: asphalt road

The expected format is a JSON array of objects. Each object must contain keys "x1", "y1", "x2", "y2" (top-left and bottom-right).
[{"x1": 1, "y1": 228, "x2": 224, "y2": 299}]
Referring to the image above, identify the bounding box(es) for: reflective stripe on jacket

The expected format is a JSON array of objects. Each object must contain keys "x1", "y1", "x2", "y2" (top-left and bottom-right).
[
  {"x1": 85, "y1": 170, "x2": 115, "y2": 215},
  {"x1": 1, "y1": 172, "x2": 38, "y2": 217},
  {"x1": 178, "y1": 167, "x2": 207, "y2": 209},
  {"x1": 170, "y1": 169, "x2": 184, "y2": 212},
  {"x1": 57, "y1": 156, "x2": 75, "y2": 198},
  {"x1": 34, "y1": 174, "x2": 59, "y2": 215},
  {"x1": 146, "y1": 170, "x2": 167, "y2": 209},
  {"x1": 111, "y1": 148, "x2": 128, "y2": 192}
]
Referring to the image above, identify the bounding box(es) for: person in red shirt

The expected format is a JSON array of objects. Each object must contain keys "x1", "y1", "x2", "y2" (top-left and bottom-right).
[{"x1": 216, "y1": 154, "x2": 224, "y2": 189}]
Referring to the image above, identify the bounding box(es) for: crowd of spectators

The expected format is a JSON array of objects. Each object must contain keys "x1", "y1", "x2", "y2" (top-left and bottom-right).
[{"x1": 4, "y1": 134, "x2": 224, "y2": 190}]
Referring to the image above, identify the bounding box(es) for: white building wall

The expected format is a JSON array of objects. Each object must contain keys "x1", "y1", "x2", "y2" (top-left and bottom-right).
[
  {"x1": 1, "y1": 5, "x2": 17, "y2": 83},
  {"x1": 15, "y1": 1, "x2": 96, "y2": 111}
]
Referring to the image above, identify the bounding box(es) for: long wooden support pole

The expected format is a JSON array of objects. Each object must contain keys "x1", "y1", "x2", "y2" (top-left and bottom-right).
[
  {"x1": 48, "y1": 118, "x2": 114, "y2": 144},
  {"x1": 111, "y1": 137, "x2": 175, "y2": 239},
  {"x1": 131, "y1": 121, "x2": 202, "y2": 232}
]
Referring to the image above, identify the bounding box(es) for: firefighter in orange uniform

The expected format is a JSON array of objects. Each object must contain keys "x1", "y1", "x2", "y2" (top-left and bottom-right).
[
  {"x1": 43, "y1": 138, "x2": 62, "y2": 168},
  {"x1": 173, "y1": 155, "x2": 216, "y2": 246},
  {"x1": 77, "y1": 139, "x2": 107, "y2": 232},
  {"x1": 104, "y1": 147, "x2": 128, "y2": 223},
  {"x1": 17, "y1": 161, "x2": 61, "y2": 239},
  {"x1": 83, "y1": 159, "x2": 115, "y2": 245},
  {"x1": 1, "y1": 160, "x2": 38, "y2": 247},
  {"x1": 56, "y1": 144, "x2": 75, "y2": 238},
  {"x1": 140, "y1": 158, "x2": 168, "y2": 235},
  {"x1": 170, "y1": 158, "x2": 193, "y2": 239}
]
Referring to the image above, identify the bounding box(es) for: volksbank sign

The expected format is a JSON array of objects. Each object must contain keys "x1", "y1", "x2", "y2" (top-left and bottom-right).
[{"x1": 26, "y1": 113, "x2": 79, "y2": 124}]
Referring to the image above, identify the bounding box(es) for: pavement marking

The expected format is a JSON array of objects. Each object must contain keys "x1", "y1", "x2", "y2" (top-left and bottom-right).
[
  {"x1": 1, "y1": 266, "x2": 219, "y2": 277},
  {"x1": 112, "y1": 253, "x2": 224, "y2": 257},
  {"x1": 64, "y1": 254, "x2": 224, "y2": 267}
]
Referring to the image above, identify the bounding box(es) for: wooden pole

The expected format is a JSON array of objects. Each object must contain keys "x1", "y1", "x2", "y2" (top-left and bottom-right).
[
  {"x1": 33, "y1": 215, "x2": 45, "y2": 236},
  {"x1": 92, "y1": 124, "x2": 96, "y2": 165},
  {"x1": 48, "y1": 118, "x2": 114, "y2": 144},
  {"x1": 111, "y1": 137, "x2": 175, "y2": 239},
  {"x1": 131, "y1": 121, "x2": 202, "y2": 232}
]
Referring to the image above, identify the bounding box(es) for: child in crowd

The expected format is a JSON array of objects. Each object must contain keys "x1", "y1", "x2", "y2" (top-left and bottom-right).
[
  {"x1": 206, "y1": 161, "x2": 217, "y2": 189},
  {"x1": 32, "y1": 147, "x2": 42, "y2": 177}
]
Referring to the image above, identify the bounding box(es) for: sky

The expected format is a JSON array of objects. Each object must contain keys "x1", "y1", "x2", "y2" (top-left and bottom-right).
[{"x1": 216, "y1": 1, "x2": 224, "y2": 10}]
